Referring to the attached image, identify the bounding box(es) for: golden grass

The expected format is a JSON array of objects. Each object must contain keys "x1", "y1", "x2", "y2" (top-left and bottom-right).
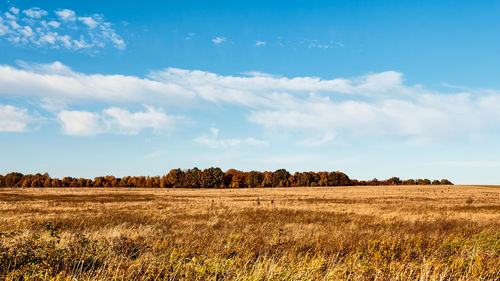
[{"x1": 0, "y1": 185, "x2": 499, "y2": 280}]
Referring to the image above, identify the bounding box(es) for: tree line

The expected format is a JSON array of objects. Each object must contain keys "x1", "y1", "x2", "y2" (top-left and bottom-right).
[{"x1": 0, "y1": 168, "x2": 453, "y2": 188}]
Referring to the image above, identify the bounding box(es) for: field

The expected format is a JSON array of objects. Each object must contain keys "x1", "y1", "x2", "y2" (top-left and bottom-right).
[{"x1": 0, "y1": 186, "x2": 499, "y2": 280}]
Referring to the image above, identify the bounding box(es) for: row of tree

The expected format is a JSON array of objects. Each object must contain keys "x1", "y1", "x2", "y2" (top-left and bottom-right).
[{"x1": 0, "y1": 169, "x2": 453, "y2": 188}]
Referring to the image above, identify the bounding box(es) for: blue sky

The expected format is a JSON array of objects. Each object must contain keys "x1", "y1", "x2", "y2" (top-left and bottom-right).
[{"x1": 1, "y1": 0, "x2": 500, "y2": 184}]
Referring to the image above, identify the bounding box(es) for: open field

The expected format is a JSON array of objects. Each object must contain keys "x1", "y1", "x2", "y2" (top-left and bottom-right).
[{"x1": 0, "y1": 185, "x2": 499, "y2": 280}]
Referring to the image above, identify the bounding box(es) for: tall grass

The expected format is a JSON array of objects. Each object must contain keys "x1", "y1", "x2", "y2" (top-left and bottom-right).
[{"x1": 0, "y1": 186, "x2": 499, "y2": 280}]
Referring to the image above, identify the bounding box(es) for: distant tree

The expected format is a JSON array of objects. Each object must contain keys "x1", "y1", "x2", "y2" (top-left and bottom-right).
[
  {"x1": 4, "y1": 172, "x2": 23, "y2": 187},
  {"x1": 387, "y1": 177, "x2": 401, "y2": 185},
  {"x1": 293, "y1": 172, "x2": 313, "y2": 187},
  {"x1": 61, "y1": 177, "x2": 73, "y2": 187},
  {"x1": 184, "y1": 168, "x2": 201, "y2": 188},
  {"x1": 440, "y1": 179, "x2": 453, "y2": 185},
  {"x1": 224, "y1": 169, "x2": 246, "y2": 188},
  {"x1": 200, "y1": 167, "x2": 224, "y2": 188},
  {"x1": 51, "y1": 178, "x2": 62, "y2": 187},
  {"x1": 136, "y1": 176, "x2": 147, "y2": 187},
  {"x1": 231, "y1": 172, "x2": 246, "y2": 188},
  {"x1": 350, "y1": 179, "x2": 360, "y2": 186},
  {"x1": 270, "y1": 169, "x2": 290, "y2": 187},
  {"x1": 165, "y1": 169, "x2": 185, "y2": 188},
  {"x1": 43, "y1": 177, "x2": 52, "y2": 187},
  {"x1": 160, "y1": 175, "x2": 168, "y2": 188},
  {"x1": 261, "y1": 171, "x2": 273, "y2": 187},
  {"x1": 329, "y1": 171, "x2": 351, "y2": 186},
  {"x1": 309, "y1": 172, "x2": 320, "y2": 186},
  {"x1": 416, "y1": 179, "x2": 432, "y2": 185},
  {"x1": 0, "y1": 169, "x2": 453, "y2": 189},
  {"x1": 403, "y1": 179, "x2": 416, "y2": 185},
  {"x1": 246, "y1": 171, "x2": 264, "y2": 187}
]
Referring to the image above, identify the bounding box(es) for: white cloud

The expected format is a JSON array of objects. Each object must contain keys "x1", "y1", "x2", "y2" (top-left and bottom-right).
[
  {"x1": 40, "y1": 97, "x2": 67, "y2": 112},
  {"x1": 212, "y1": 36, "x2": 226, "y2": 44},
  {"x1": 103, "y1": 105, "x2": 179, "y2": 134},
  {"x1": 2, "y1": 61, "x2": 500, "y2": 142},
  {"x1": 0, "y1": 7, "x2": 125, "y2": 50},
  {"x1": 55, "y1": 9, "x2": 75, "y2": 21},
  {"x1": 245, "y1": 137, "x2": 269, "y2": 147},
  {"x1": 194, "y1": 127, "x2": 268, "y2": 149},
  {"x1": 23, "y1": 8, "x2": 48, "y2": 19},
  {"x1": 297, "y1": 132, "x2": 335, "y2": 147},
  {"x1": 298, "y1": 39, "x2": 343, "y2": 49},
  {"x1": 4, "y1": 12, "x2": 16, "y2": 20},
  {"x1": 9, "y1": 7, "x2": 19, "y2": 15},
  {"x1": 185, "y1": 32, "x2": 195, "y2": 40},
  {"x1": 247, "y1": 95, "x2": 470, "y2": 139},
  {"x1": 78, "y1": 16, "x2": 98, "y2": 29},
  {"x1": 241, "y1": 71, "x2": 277, "y2": 78},
  {"x1": 0, "y1": 104, "x2": 32, "y2": 132},
  {"x1": 194, "y1": 127, "x2": 241, "y2": 148},
  {"x1": 0, "y1": 18, "x2": 10, "y2": 36},
  {"x1": 58, "y1": 110, "x2": 102, "y2": 136},
  {"x1": 256, "y1": 40, "x2": 266, "y2": 46},
  {"x1": 47, "y1": 21, "x2": 60, "y2": 28},
  {"x1": 0, "y1": 62, "x2": 194, "y2": 105},
  {"x1": 57, "y1": 106, "x2": 181, "y2": 136}
]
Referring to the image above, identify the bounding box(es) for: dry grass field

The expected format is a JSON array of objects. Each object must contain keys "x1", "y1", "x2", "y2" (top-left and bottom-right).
[{"x1": 0, "y1": 185, "x2": 499, "y2": 280}]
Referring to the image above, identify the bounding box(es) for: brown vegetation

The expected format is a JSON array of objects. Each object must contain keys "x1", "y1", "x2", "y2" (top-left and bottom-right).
[
  {"x1": 0, "y1": 169, "x2": 452, "y2": 187},
  {"x1": 0, "y1": 185, "x2": 498, "y2": 280}
]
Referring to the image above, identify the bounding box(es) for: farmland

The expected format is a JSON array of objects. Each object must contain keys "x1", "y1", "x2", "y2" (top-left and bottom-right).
[{"x1": 0, "y1": 185, "x2": 499, "y2": 280}]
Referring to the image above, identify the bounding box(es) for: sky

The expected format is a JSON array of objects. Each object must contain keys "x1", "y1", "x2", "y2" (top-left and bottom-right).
[{"x1": 1, "y1": 0, "x2": 500, "y2": 184}]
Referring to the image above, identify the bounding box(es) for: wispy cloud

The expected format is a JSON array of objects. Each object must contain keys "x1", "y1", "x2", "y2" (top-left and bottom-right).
[
  {"x1": 23, "y1": 7, "x2": 48, "y2": 19},
  {"x1": 212, "y1": 36, "x2": 226, "y2": 44},
  {"x1": 58, "y1": 110, "x2": 102, "y2": 136},
  {"x1": 3, "y1": 61, "x2": 500, "y2": 142},
  {"x1": 55, "y1": 9, "x2": 75, "y2": 21},
  {"x1": 297, "y1": 39, "x2": 342, "y2": 49},
  {"x1": 194, "y1": 127, "x2": 268, "y2": 149},
  {"x1": 142, "y1": 149, "x2": 168, "y2": 160},
  {"x1": 0, "y1": 104, "x2": 33, "y2": 132},
  {"x1": 57, "y1": 105, "x2": 182, "y2": 136},
  {"x1": 256, "y1": 40, "x2": 266, "y2": 47},
  {"x1": 185, "y1": 32, "x2": 195, "y2": 40},
  {"x1": 297, "y1": 132, "x2": 335, "y2": 147},
  {"x1": 0, "y1": 6, "x2": 125, "y2": 51}
]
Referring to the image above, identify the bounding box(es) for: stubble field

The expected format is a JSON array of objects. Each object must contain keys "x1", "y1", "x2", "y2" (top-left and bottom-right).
[{"x1": 0, "y1": 185, "x2": 499, "y2": 280}]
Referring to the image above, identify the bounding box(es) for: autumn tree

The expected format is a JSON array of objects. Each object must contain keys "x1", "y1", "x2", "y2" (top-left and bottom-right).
[
  {"x1": 440, "y1": 179, "x2": 453, "y2": 185},
  {"x1": 246, "y1": 171, "x2": 264, "y2": 187},
  {"x1": 416, "y1": 179, "x2": 431, "y2": 185},
  {"x1": 270, "y1": 169, "x2": 290, "y2": 187},
  {"x1": 4, "y1": 172, "x2": 23, "y2": 187},
  {"x1": 329, "y1": 171, "x2": 351, "y2": 186},
  {"x1": 0, "y1": 169, "x2": 452, "y2": 188},
  {"x1": 165, "y1": 169, "x2": 185, "y2": 188},
  {"x1": 386, "y1": 177, "x2": 401, "y2": 185},
  {"x1": 200, "y1": 167, "x2": 224, "y2": 188},
  {"x1": 184, "y1": 168, "x2": 201, "y2": 188}
]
